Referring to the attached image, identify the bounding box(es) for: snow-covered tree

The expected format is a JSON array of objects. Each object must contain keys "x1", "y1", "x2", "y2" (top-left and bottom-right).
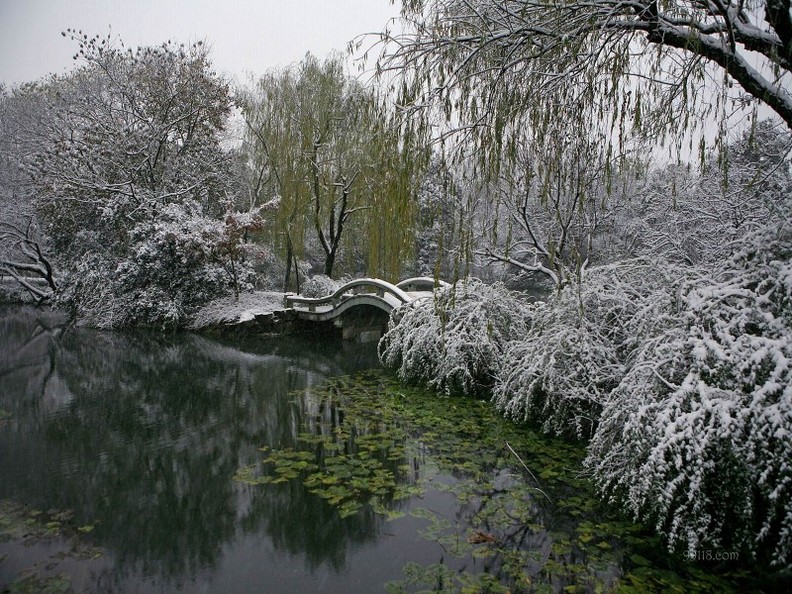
[
  {"x1": 379, "y1": 278, "x2": 532, "y2": 396},
  {"x1": 610, "y1": 120, "x2": 792, "y2": 265},
  {"x1": 476, "y1": 131, "x2": 622, "y2": 290},
  {"x1": 0, "y1": 85, "x2": 59, "y2": 301},
  {"x1": 0, "y1": 216, "x2": 56, "y2": 302},
  {"x1": 412, "y1": 156, "x2": 467, "y2": 279},
  {"x1": 21, "y1": 32, "x2": 261, "y2": 327},
  {"x1": 587, "y1": 219, "x2": 792, "y2": 568}
]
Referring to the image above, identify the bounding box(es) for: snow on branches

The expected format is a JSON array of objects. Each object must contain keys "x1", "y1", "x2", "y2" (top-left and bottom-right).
[
  {"x1": 0, "y1": 216, "x2": 57, "y2": 302},
  {"x1": 494, "y1": 259, "x2": 685, "y2": 439},
  {"x1": 379, "y1": 278, "x2": 532, "y2": 397},
  {"x1": 15, "y1": 33, "x2": 272, "y2": 328},
  {"x1": 380, "y1": 215, "x2": 792, "y2": 566},
  {"x1": 587, "y1": 220, "x2": 792, "y2": 567},
  {"x1": 57, "y1": 200, "x2": 266, "y2": 329},
  {"x1": 300, "y1": 274, "x2": 341, "y2": 298}
]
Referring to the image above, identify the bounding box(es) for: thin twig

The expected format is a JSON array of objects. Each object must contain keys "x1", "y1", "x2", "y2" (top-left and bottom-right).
[{"x1": 505, "y1": 441, "x2": 551, "y2": 502}]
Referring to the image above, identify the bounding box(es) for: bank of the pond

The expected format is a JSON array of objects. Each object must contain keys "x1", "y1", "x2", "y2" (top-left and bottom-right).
[
  {"x1": 194, "y1": 306, "x2": 341, "y2": 341},
  {"x1": 0, "y1": 290, "x2": 338, "y2": 338},
  {"x1": 378, "y1": 274, "x2": 792, "y2": 582},
  {"x1": 190, "y1": 290, "x2": 393, "y2": 343}
]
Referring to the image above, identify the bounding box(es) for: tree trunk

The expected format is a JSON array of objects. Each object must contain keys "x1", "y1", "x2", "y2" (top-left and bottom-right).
[
  {"x1": 284, "y1": 233, "x2": 293, "y2": 292},
  {"x1": 324, "y1": 249, "x2": 336, "y2": 278}
]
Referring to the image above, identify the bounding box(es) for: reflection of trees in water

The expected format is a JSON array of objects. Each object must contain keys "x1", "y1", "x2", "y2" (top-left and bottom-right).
[
  {"x1": 238, "y1": 387, "x2": 408, "y2": 571},
  {"x1": 0, "y1": 307, "x2": 382, "y2": 582},
  {"x1": 0, "y1": 306, "x2": 70, "y2": 415},
  {"x1": 242, "y1": 478, "x2": 382, "y2": 572},
  {"x1": 237, "y1": 377, "x2": 425, "y2": 572}
]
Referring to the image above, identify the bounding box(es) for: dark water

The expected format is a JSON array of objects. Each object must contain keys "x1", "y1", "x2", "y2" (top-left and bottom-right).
[
  {"x1": 0, "y1": 305, "x2": 395, "y2": 593},
  {"x1": 0, "y1": 306, "x2": 768, "y2": 593}
]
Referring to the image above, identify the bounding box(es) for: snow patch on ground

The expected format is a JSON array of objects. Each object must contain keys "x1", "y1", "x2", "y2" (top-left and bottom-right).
[
  {"x1": 189, "y1": 291, "x2": 287, "y2": 329},
  {"x1": 237, "y1": 310, "x2": 257, "y2": 323}
]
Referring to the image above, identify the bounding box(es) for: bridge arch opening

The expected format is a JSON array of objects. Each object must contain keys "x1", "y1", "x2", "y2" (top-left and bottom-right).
[{"x1": 333, "y1": 303, "x2": 391, "y2": 343}]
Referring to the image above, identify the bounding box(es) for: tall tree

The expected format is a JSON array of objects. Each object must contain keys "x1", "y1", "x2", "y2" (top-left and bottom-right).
[
  {"x1": 412, "y1": 156, "x2": 468, "y2": 279},
  {"x1": 22, "y1": 33, "x2": 263, "y2": 328},
  {"x1": 0, "y1": 85, "x2": 58, "y2": 301},
  {"x1": 241, "y1": 53, "x2": 425, "y2": 284}
]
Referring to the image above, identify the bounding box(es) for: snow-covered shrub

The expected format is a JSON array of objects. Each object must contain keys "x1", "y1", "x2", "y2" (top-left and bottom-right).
[
  {"x1": 56, "y1": 202, "x2": 260, "y2": 330},
  {"x1": 494, "y1": 259, "x2": 685, "y2": 438},
  {"x1": 587, "y1": 220, "x2": 792, "y2": 567},
  {"x1": 53, "y1": 254, "x2": 120, "y2": 328},
  {"x1": 301, "y1": 274, "x2": 340, "y2": 298},
  {"x1": 379, "y1": 278, "x2": 532, "y2": 397},
  {"x1": 113, "y1": 203, "x2": 253, "y2": 329}
]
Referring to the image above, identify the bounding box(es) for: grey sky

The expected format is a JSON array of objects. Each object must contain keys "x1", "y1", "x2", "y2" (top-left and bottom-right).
[{"x1": 0, "y1": 0, "x2": 400, "y2": 87}]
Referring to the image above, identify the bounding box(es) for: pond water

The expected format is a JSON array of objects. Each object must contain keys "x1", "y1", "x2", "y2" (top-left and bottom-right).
[{"x1": 0, "y1": 306, "x2": 762, "y2": 593}]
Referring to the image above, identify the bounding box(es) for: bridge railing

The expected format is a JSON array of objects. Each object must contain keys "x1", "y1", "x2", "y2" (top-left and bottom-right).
[
  {"x1": 285, "y1": 278, "x2": 415, "y2": 313},
  {"x1": 395, "y1": 277, "x2": 451, "y2": 292}
]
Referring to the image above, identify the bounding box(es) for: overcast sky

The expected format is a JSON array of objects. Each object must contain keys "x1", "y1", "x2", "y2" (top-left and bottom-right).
[{"x1": 0, "y1": 0, "x2": 401, "y2": 87}]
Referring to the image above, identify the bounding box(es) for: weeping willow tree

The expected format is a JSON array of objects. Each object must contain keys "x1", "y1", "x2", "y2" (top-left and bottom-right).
[
  {"x1": 368, "y1": 0, "x2": 792, "y2": 283},
  {"x1": 377, "y1": 1, "x2": 792, "y2": 158},
  {"x1": 240, "y1": 53, "x2": 427, "y2": 286}
]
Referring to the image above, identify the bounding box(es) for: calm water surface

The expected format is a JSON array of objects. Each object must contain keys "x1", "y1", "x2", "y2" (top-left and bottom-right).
[
  {"x1": 1, "y1": 306, "x2": 393, "y2": 592},
  {"x1": 0, "y1": 306, "x2": 763, "y2": 593}
]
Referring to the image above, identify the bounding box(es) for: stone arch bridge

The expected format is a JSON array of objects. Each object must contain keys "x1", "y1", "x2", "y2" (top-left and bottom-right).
[{"x1": 285, "y1": 277, "x2": 449, "y2": 342}]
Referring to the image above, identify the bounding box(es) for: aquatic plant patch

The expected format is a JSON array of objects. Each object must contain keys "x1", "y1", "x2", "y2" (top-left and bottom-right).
[
  {"x1": 0, "y1": 500, "x2": 104, "y2": 593},
  {"x1": 236, "y1": 371, "x2": 755, "y2": 592}
]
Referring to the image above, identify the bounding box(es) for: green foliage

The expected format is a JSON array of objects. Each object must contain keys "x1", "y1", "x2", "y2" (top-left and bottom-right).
[
  {"x1": 240, "y1": 53, "x2": 428, "y2": 281},
  {"x1": 0, "y1": 500, "x2": 104, "y2": 592}
]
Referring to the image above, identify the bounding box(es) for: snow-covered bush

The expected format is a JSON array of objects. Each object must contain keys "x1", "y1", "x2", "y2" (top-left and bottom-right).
[
  {"x1": 114, "y1": 204, "x2": 238, "y2": 328},
  {"x1": 493, "y1": 259, "x2": 685, "y2": 438},
  {"x1": 56, "y1": 202, "x2": 260, "y2": 330},
  {"x1": 379, "y1": 278, "x2": 532, "y2": 397},
  {"x1": 53, "y1": 254, "x2": 119, "y2": 328},
  {"x1": 300, "y1": 274, "x2": 340, "y2": 298},
  {"x1": 587, "y1": 220, "x2": 792, "y2": 567}
]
